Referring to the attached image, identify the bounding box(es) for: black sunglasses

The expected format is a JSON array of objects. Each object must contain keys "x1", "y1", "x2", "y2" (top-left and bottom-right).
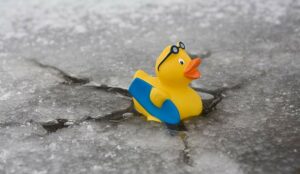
[{"x1": 157, "y1": 41, "x2": 185, "y2": 71}]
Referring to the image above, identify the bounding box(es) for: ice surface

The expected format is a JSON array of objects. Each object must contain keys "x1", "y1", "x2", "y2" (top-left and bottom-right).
[
  {"x1": 0, "y1": 57, "x2": 130, "y2": 123},
  {"x1": 0, "y1": 0, "x2": 299, "y2": 173}
]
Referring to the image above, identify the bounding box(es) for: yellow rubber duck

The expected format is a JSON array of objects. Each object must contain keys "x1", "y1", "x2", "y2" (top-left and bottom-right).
[{"x1": 128, "y1": 41, "x2": 203, "y2": 125}]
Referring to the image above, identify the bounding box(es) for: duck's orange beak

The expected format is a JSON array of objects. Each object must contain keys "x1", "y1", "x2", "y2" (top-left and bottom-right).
[{"x1": 184, "y1": 58, "x2": 201, "y2": 79}]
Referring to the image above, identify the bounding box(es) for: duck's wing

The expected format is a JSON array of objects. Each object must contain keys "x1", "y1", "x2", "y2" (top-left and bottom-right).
[
  {"x1": 150, "y1": 88, "x2": 169, "y2": 108},
  {"x1": 129, "y1": 78, "x2": 180, "y2": 125}
]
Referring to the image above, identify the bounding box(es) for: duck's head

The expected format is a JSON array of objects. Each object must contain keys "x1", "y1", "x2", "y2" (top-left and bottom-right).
[{"x1": 155, "y1": 42, "x2": 202, "y2": 86}]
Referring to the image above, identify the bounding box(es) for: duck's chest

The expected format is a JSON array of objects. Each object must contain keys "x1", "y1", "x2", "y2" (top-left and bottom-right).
[{"x1": 168, "y1": 88, "x2": 203, "y2": 119}]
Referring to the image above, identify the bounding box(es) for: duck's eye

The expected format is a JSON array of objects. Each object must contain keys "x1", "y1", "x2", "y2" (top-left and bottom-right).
[{"x1": 178, "y1": 58, "x2": 185, "y2": 65}]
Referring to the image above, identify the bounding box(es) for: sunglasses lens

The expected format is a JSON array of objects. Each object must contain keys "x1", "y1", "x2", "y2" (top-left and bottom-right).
[
  {"x1": 171, "y1": 46, "x2": 179, "y2": 53},
  {"x1": 179, "y1": 42, "x2": 185, "y2": 49}
]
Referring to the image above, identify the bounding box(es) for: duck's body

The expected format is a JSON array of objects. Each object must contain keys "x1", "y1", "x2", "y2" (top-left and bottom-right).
[
  {"x1": 129, "y1": 42, "x2": 203, "y2": 125},
  {"x1": 133, "y1": 70, "x2": 202, "y2": 122}
]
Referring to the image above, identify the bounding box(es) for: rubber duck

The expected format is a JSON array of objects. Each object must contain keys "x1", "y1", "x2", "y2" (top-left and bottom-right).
[{"x1": 129, "y1": 41, "x2": 203, "y2": 125}]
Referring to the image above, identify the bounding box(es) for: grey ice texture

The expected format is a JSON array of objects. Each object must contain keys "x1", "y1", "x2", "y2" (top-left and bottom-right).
[{"x1": 0, "y1": 0, "x2": 299, "y2": 174}]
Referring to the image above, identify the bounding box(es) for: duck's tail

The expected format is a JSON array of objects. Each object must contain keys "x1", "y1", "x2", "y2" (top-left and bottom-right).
[{"x1": 133, "y1": 70, "x2": 149, "y2": 79}]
